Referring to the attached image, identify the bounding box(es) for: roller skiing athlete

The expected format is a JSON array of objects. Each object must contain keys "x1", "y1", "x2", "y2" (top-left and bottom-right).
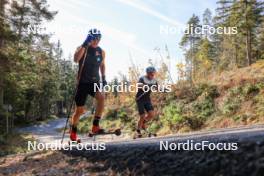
[
  {"x1": 69, "y1": 28, "x2": 107, "y2": 143},
  {"x1": 135, "y1": 66, "x2": 158, "y2": 138}
]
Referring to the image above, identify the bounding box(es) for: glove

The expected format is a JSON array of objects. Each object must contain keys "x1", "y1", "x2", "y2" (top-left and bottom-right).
[
  {"x1": 81, "y1": 34, "x2": 94, "y2": 47},
  {"x1": 102, "y1": 76, "x2": 107, "y2": 87}
]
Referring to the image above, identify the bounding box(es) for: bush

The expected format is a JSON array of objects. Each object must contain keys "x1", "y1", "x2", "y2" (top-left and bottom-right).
[
  {"x1": 192, "y1": 98, "x2": 215, "y2": 119},
  {"x1": 148, "y1": 122, "x2": 160, "y2": 133},
  {"x1": 195, "y1": 84, "x2": 219, "y2": 99},
  {"x1": 161, "y1": 84, "x2": 218, "y2": 131},
  {"x1": 229, "y1": 82, "x2": 263, "y2": 99},
  {"x1": 254, "y1": 94, "x2": 264, "y2": 117},
  {"x1": 105, "y1": 108, "x2": 118, "y2": 120},
  {"x1": 222, "y1": 97, "x2": 241, "y2": 115},
  {"x1": 243, "y1": 84, "x2": 258, "y2": 95},
  {"x1": 195, "y1": 83, "x2": 209, "y2": 97},
  {"x1": 185, "y1": 116, "x2": 204, "y2": 130},
  {"x1": 233, "y1": 114, "x2": 248, "y2": 122},
  {"x1": 161, "y1": 102, "x2": 185, "y2": 126},
  {"x1": 192, "y1": 84, "x2": 217, "y2": 120},
  {"x1": 229, "y1": 86, "x2": 243, "y2": 96},
  {"x1": 78, "y1": 117, "x2": 92, "y2": 133},
  {"x1": 118, "y1": 108, "x2": 130, "y2": 123},
  {"x1": 256, "y1": 82, "x2": 264, "y2": 89},
  {"x1": 105, "y1": 107, "x2": 130, "y2": 123}
]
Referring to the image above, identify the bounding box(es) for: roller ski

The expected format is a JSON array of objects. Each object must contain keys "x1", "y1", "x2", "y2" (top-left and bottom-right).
[
  {"x1": 133, "y1": 129, "x2": 143, "y2": 139},
  {"x1": 133, "y1": 128, "x2": 157, "y2": 139},
  {"x1": 146, "y1": 131, "x2": 157, "y2": 137},
  {"x1": 88, "y1": 126, "x2": 121, "y2": 137}
]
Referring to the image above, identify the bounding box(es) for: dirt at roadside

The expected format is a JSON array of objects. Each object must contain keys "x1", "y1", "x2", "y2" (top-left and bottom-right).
[{"x1": 0, "y1": 151, "x2": 112, "y2": 176}]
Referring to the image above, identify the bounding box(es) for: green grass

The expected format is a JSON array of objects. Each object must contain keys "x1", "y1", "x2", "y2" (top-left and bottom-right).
[
  {"x1": 0, "y1": 132, "x2": 35, "y2": 157},
  {"x1": 77, "y1": 115, "x2": 127, "y2": 133}
]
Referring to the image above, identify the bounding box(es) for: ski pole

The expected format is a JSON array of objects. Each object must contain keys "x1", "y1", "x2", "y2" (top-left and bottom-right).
[
  {"x1": 125, "y1": 89, "x2": 149, "y2": 108},
  {"x1": 61, "y1": 46, "x2": 88, "y2": 144}
]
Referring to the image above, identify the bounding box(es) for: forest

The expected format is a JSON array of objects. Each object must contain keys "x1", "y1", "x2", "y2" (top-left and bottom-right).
[{"x1": 0, "y1": 0, "x2": 77, "y2": 135}]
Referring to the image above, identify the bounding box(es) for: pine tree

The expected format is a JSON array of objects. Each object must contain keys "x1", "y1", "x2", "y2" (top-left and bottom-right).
[
  {"x1": 255, "y1": 1, "x2": 264, "y2": 60},
  {"x1": 9, "y1": 0, "x2": 56, "y2": 41},
  {"x1": 196, "y1": 38, "x2": 214, "y2": 77},
  {"x1": 239, "y1": 0, "x2": 263, "y2": 65},
  {"x1": 214, "y1": 0, "x2": 239, "y2": 69},
  {"x1": 257, "y1": 21, "x2": 264, "y2": 59},
  {"x1": 180, "y1": 14, "x2": 202, "y2": 83},
  {"x1": 0, "y1": 0, "x2": 8, "y2": 108},
  {"x1": 215, "y1": 0, "x2": 264, "y2": 67},
  {"x1": 2, "y1": 0, "x2": 59, "y2": 121},
  {"x1": 203, "y1": 8, "x2": 213, "y2": 39}
]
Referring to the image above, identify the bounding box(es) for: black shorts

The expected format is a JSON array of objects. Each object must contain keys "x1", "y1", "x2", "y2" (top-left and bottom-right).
[
  {"x1": 75, "y1": 83, "x2": 99, "y2": 106},
  {"x1": 136, "y1": 101, "x2": 154, "y2": 115}
]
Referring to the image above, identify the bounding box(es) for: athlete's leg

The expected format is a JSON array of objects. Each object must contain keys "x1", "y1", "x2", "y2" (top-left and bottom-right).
[
  {"x1": 138, "y1": 113, "x2": 146, "y2": 130},
  {"x1": 136, "y1": 101, "x2": 146, "y2": 129},
  {"x1": 92, "y1": 91, "x2": 105, "y2": 133},
  {"x1": 71, "y1": 106, "x2": 86, "y2": 126},
  {"x1": 70, "y1": 84, "x2": 88, "y2": 141},
  {"x1": 142, "y1": 102, "x2": 155, "y2": 129},
  {"x1": 145, "y1": 110, "x2": 155, "y2": 122},
  {"x1": 94, "y1": 91, "x2": 105, "y2": 117}
]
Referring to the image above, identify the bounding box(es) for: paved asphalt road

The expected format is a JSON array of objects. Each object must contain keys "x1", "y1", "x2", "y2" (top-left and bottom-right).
[
  {"x1": 16, "y1": 118, "x2": 264, "y2": 176},
  {"x1": 17, "y1": 118, "x2": 67, "y2": 143},
  {"x1": 65, "y1": 125, "x2": 264, "y2": 176}
]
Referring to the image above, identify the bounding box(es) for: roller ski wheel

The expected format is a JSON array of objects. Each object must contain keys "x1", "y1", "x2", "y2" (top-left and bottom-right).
[
  {"x1": 88, "y1": 128, "x2": 121, "y2": 137},
  {"x1": 148, "y1": 133, "x2": 157, "y2": 137},
  {"x1": 68, "y1": 139, "x2": 81, "y2": 145}
]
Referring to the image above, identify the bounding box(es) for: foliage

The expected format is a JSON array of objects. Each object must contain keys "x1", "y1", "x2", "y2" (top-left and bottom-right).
[
  {"x1": 78, "y1": 117, "x2": 92, "y2": 133},
  {"x1": 222, "y1": 82, "x2": 263, "y2": 115},
  {"x1": 161, "y1": 102, "x2": 185, "y2": 126},
  {"x1": 243, "y1": 83, "x2": 261, "y2": 96},
  {"x1": 148, "y1": 122, "x2": 160, "y2": 133},
  {"x1": 0, "y1": 133, "x2": 35, "y2": 157},
  {"x1": 222, "y1": 96, "x2": 242, "y2": 115},
  {"x1": 0, "y1": 0, "x2": 77, "y2": 129},
  {"x1": 180, "y1": 1, "x2": 264, "y2": 81},
  {"x1": 105, "y1": 107, "x2": 130, "y2": 123}
]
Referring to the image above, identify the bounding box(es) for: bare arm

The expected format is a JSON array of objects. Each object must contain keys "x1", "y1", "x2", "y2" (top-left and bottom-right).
[
  {"x1": 74, "y1": 46, "x2": 86, "y2": 63},
  {"x1": 100, "y1": 50, "x2": 106, "y2": 77}
]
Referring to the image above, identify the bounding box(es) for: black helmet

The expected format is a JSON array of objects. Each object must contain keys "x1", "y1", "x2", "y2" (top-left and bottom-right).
[
  {"x1": 146, "y1": 66, "x2": 156, "y2": 73},
  {"x1": 89, "y1": 28, "x2": 101, "y2": 40}
]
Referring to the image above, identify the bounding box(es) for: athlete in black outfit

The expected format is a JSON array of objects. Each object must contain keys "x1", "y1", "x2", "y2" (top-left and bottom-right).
[
  {"x1": 136, "y1": 66, "x2": 158, "y2": 137},
  {"x1": 70, "y1": 28, "x2": 107, "y2": 141}
]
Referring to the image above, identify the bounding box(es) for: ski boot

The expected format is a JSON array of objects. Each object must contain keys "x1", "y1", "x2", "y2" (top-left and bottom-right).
[{"x1": 69, "y1": 125, "x2": 81, "y2": 144}]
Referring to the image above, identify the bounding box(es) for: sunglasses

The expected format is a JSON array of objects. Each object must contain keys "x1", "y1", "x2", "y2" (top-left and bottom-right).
[{"x1": 148, "y1": 72, "x2": 155, "y2": 76}]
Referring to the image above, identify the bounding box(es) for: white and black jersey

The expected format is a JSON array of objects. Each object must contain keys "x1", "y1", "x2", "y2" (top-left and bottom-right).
[{"x1": 135, "y1": 76, "x2": 158, "y2": 102}]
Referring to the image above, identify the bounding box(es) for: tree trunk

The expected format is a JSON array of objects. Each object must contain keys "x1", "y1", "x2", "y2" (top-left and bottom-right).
[
  {"x1": 0, "y1": 0, "x2": 6, "y2": 109},
  {"x1": 190, "y1": 39, "x2": 194, "y2": 86},
  {"x1": 245, "y1": 1, "x2": 252, "y2": 66},
  {"x1": 0, "y1": 0, "x2": 6, "y2": 16},
  {"x1": 0, "y1": 77, "x2": 3, "y2": 109},
  {"x1": 18, "y1": 0, "x2": 26, "y2": 38},
  {"x1": 246, "y1": 29, "x2": 252, "y2": 65}
]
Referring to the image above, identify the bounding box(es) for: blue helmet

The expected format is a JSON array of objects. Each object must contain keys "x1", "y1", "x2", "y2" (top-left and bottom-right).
[
  {"x1": 89, "y1": 28, "x2": 101, "y2": 40},
  {"x1": 146, "y1": 66, "x2": 156, "y2": 73}
]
